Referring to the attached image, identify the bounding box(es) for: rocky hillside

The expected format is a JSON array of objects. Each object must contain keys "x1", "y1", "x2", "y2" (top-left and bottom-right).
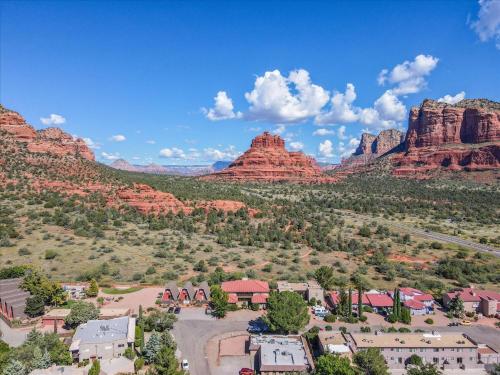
[
  {"x1": 204, "y1": 132, "x2": 335, "y2": 182},
  {"x1": 0, "y1": 105, "x2": 255, "y2": 215},
  {"x1": 110, "y1": 158, "x2": 229, "y2": 176},
  {"x1": 354, "y1": 129, "x2": 405, "y2": 156},
  {"x1": 0, "y1": 105, "x2": 94, "y2": 160}
]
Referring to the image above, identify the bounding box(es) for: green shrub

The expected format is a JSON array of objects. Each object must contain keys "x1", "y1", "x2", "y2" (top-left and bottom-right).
[
  {"x1": 45, "y1": 249, "x2": 58, "y2": 260},
  {"x1": 324, "y1": 314, "x2": 337, "y2": 323},
  {"x1": 424, "y1": 318, "x2": 434, "y2": 325}
]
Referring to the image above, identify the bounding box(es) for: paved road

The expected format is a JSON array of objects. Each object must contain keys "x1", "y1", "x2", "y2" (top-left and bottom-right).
[
  {"x1": 0, "y1": 318, "x2": 29, "y2": 347},
  {"x1": 171, "y1": 309, "x2": 251, "y2": 375},
  {"x1": 389, "y1": 222, "x2": 500, "y2": 257}
]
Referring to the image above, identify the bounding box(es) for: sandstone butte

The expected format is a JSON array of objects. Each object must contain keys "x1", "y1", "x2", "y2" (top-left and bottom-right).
[
  {"x1": 0, "y1": 105, "x2": 256, "y2": 216},
  {"x1": 203, "y1": 131, "x2": 338, "y2": 183},
  {"x1": 393, "y1": 99, "x2": 500, "y2": 175},
  {"x1": 0, "y1": 105, "x2": 95, "y2": 161}
]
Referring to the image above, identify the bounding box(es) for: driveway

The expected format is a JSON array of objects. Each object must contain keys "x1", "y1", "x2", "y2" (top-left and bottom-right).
[
  {"x1": 171, "y1": 308, "x2": 260, "y2": 375},
  {"x1": 0, "y1": 318, "x2": 29, "y2": 347}
]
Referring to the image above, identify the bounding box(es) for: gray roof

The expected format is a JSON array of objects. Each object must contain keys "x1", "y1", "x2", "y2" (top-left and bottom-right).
[
  {"x1": 183, "y1": 281, "x2": 195, "y2": 299},
  {"x1": 72, "y1": 316, "x2": 132, "y2": 345},
  {"x1": 251, "y1": 335, "x2": 310, "y2": 372},
  {"x1": 165, "y1": 281, "x2": 180, "y2": 300},
  {"x1": 199, "y1": 281, "x2": 210, "y2": 299}
]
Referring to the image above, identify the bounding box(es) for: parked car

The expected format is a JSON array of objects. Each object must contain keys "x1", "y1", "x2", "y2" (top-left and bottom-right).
[
  {"x1": 174, "y1": 307, "x2": 181, "y2": 314},
  {"x1": 181, "y1": 359, "x2": 189, "y2": 370},
  {"x1": 167, "y1": 307, "x2": 174, "y2": 313},
  {"x1": 460, "y1": 320, "x2": 472, "y2": 326},
  {"x1": 247, "y1": 318, "x2": 269, "y2": 333},
  {"x1": 448, "y1": 322, "x2": 459, "y2": 326},
  {"x1": 239, "y1": 368, "x2": 254, "y2": 375}
]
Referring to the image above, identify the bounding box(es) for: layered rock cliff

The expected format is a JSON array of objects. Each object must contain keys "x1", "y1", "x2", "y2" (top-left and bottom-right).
[
  {"x1": 0, "y1": 105, "x2": 95, "y2": 161},
  {"x1": 394, "y1": 99, "x2": 500, "y2": 174},
  {"x1": 204, "y1": 132, "x2": 333, "y2": 182},
  {"x1": 354, "y1": 129, "x2": 405, "y2": 156}
]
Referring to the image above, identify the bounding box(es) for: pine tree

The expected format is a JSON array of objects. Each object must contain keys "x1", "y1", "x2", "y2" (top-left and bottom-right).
[
  {"x1": 139, "y1": 304, "x2": 143, "y2": 323},
  {"x1": 348, "y1": 288, "x2": 353, "y2": 317},
  {"x1": 143, "y1": 332, "x2": 162, "y2": 364},
  {"x1": 32, "y1": 347, "x2": 52, "y2": 369},
  {"x1": 86, "y1": 279, "x2": 98, "y2": 297},
  {"x1": 357, "y1": 286, "x2": 363, "y2": 318},
  {"x1": 88, "y1": 360, "x2": 100, "y2": 375},
  {"x1": 2, "y1": 360, "x2": 27, "y2": 375}
]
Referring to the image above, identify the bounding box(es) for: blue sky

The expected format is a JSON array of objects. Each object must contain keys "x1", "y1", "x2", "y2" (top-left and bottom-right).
[{"x1": 1, "y1": 0, "x2": 499, "y2": 164}]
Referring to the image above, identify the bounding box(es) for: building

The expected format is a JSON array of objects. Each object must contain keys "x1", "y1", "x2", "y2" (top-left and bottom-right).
[
  {"x1": 477, "y1": 344, "x2": 500, "y2": 366},
  {"x1": 443, "y1": 288, "x2": 500, "y2": 317},
  {"x1": 347, "y1": 332, "x2": 480, "y2": 370},
  {"x1": 99, "y1": 308, "x2": 131, "y2": 320},
  {"x1": 318, "y1": 331, "x2": 351, "y2": 358},
  {"x1": 162, "y1": 281, "x2": 210, "y2": 305},
  {"x1": 221, "y1": 279, "x2": 270, "y2": 308},
  {"x1": 391, "y1": 288, "x2": 435, "y2": 315},
  {"x1": 69, "y1": 316, "x2": 135, "y2": 362},
  {"x1": 0, "y1": 278, "x2": 30, "y2": 321},
  {"x1": 61, "y1": 283, "x2": 87, "y2": 300},
  {"x1": 249, "y1": 335, "x2": 314, "y2": 374},
  {"x1": 327, "y1": 291, "x2": 393, "y2": 313},
  {"x1": 42, "y1": 309, "x2": 71, "y2": 329},
  {"x1": 277, "y1": 280, "x2": 324, "y2": 304}
]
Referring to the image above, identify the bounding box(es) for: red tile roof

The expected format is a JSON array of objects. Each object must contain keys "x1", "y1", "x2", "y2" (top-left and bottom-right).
[
  {"x1": 353, "y1": 293, "x2": 370, "y2": 305},
  {"x1": 228, "y1": 293, "x2": 238, "y2": 304},
  {"x1": 413, "y1": 293, "x2": 434, "y2": 302},
  {"x1": 445, "y1": 288, "x2": 500, "y2": 303},
  {"x1": 400, "y1": 287, "x2": 424, "y2": 296},
  {"x1": 221, "y1": 280, "x2": 270, "y2": 294},
  {"x1": 366, "y1": 294, "x2": 393, "y2": 307},
  {"x1": 404, "y1": 299, "x2": 426, "y2": 310},
  {"x1": 251, "y1": 293, "x2": 269, "y2": 304}
]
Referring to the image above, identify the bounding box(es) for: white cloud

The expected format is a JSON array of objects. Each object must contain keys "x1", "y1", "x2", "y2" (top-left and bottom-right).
[
  {"x1": 373, "y1": 91, "x2": 407, "y2": 122},
  {"x1": 470, "y1": 0, "x2": 500, "y2": 49},
  {"x1": 40, "y1": 114, "x2": 66, "y2": 125},
  {"x1": 248, "y1": 127, "x2": 262, "y2": 132},
  {"x1": 110, "y1": 134, "x2": 126, "y2": 142},
  {"x1": 83, "y1": 137, "x2": 100, "y2": 150},
  {"x1": 273, "y1": 124, "x2": 286, "y2": 135},
  {"x1": 159, "y1": 147, "x2": 186, "y2": 159},
  {"x1": 146, "y1": 140, "x2": 156, "y2": 144},
  {"x1": 378, "y1": 54, "x2": 439, "y2": 95},
  {"x1": 315, "y1": 83, "x2": 358, "y2": 124},
  {"x1": 318, "y1": 139, "x2": 334, "y2": 158},
  {"x1": 203, "y1": 145, "x2": 240, "y2": 161},
  {"x1": 337, "y1": 140, "x2": 358, "y2": 158},
  {"x1": 289, "y1": 141, "x2": 304, "y2": 151},
  {"x1": 313, "y1": 128, "x2": 335, "y2": 136},
  {"x1": 244, "y1": 69, "x2": 329, "y2": 123},
  {"x1": 337, "y1": 125, "x2": 347, "y2": 140},
  {"x1": 204, "y1": 91, "x2": 242, "y2": 121},
  {"x1": 101, "y1": 151, "x2": 120, "y2": 161},
  {"x1": 437, "y1": 91, "x2": 466, "y2": 105}
]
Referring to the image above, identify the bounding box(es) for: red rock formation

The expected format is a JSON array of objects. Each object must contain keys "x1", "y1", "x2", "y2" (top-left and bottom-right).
[
  {"x1": 396, "y1": 99, "x2": 500, "y2": 174},
  {"x1": 0, "y1": 105, "x2": 94, "y2": 161},
  {"x1": 405, "y1": 99, "x2": 500, "y2": 150},
  {"x1": 196, "y1": 200, "x2": 259, "y2": 216},
  {"x1": 204, "y1": 132, "x2": 332, "y2": 182},
  {"x1": 354, "y1": 129, "x2": 404, "y2": 156}
]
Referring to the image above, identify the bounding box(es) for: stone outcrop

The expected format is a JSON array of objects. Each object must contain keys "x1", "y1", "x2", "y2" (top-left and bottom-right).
[
  {"x1": 354, "y1": 129, "x2": 405, "y2": 156},
  {"x1": 110, "y1": 159, "x2": 140, "y2": 172},
  {"x1": 405, "y1": 99, "x2": 500, "y2": 150},
  {"x1": 0, "y1": 105, "x2": 95, "y2": 161},
  {"x1": 394, "y1": 99, "x2": 500, "y2": 174},
  {"x1": 204, "y1": 132, "x2": 332, "y2": 182}
]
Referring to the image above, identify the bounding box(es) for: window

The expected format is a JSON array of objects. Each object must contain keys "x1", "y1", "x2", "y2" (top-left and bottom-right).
[
  {"x1": 118, "y1": 344, "x2": 125, "y2": 348},
  {"x1": 433, "y1": 358, "x2": 439, "y2": 364},
  {"x1": 398, "y1": 358, "x2": 403, "y2": 364},
  {"x1": 457, "y1": 357, "x2": 463, "y2": 364},
  {"x1": 433, "y1": 349, "x2": 439, "y2": 352}
]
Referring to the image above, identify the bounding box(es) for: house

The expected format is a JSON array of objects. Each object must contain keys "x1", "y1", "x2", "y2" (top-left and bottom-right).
[
  {"x1": 318, "y1": 331, "x2": 351, "y2": 358},
  {"x1": 29, "y1": 358, "x2": 135, "y2": 375},
  {"x1": 390, "y1": 288, "x2": 435, "y2": 314},
  {"x1": 347, "y1": 332, "x2": 481, "y2": 370},
  {"x1": 326, "y1": 291, "x2": 370, "y2": 311},
  {"x1": 161, "y1": 281, "x2": 210, "y2": 305},
  {"x1": 61, "y1": 283, "x2": 87, "y2": 300},
  {"x1": 42, "y1": 309, "x2": 71, "y2": 329},
  {"x1": 277, "y1": 280, "x2": 324, "y2": 304},
  {"x1": 249, "y1": 335, "x2": 315, "y2": 374},
  {"x1": 477, "y1": 344, "x2": 500, "y2": 366},
  {"x1": 69, "y1": 316, "x2": 135, "y2": 362},
  {"x1": 0, "y1": 278, "x2": 30, "y2": 321},
  {"x1": 443, "y1": 288, "x2": 500, "y2": 317},
  {"x1": 221, "y1": 279, "x2": 270, "y2": 308},
  {"x1": 365, "y1": 293, "x2": 393, "y2": 313}
]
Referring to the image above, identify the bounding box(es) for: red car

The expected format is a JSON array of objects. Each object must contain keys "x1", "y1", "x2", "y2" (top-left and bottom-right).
[{"x1": 239, "y1": 368, "x2": 254, "y2": 375}]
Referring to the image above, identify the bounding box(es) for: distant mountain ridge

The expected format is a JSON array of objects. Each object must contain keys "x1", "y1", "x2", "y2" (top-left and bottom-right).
[{"x1": 109, "y1": 159, "x2": 232, "y2": 176}]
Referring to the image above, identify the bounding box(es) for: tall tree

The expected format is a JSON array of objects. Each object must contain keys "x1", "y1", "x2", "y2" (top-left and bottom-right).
[
  {"x1": 152, "y1": 345, "x2": 183, "y2": 375},
  {"x1": 348, "y1": 288, "x2": 353, "y2": 318},
  {"x1": 143, "y1": 332, "x2": 162, "y2": 364},
  {"x1": 88, "y1": 360, "x2": 100, "y2": 375},
  {"x1": 358, "y1": 286, "x2": 363, "y2": 318},
  {"x1": 64, "y1": 301, "x2": 99, "y2": 328},
  {"x1": 86, "y1": 279, "x2": 99, "y2": 298},
  {"x1": 314, "y1": 266, "x2": 335, "y2": 290},
  {"x1": 264, "y1": 291, "x2": 309, "y2": 334},
  {"x1": 354, "y1": 348, "x2": 389, "y2": 375},
  {"x1": 210, "y1": 285, "x2": 229, "y2": 318},
  {"x1": 315, "y1": 354, "x2": 356, "y2": 375}
]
